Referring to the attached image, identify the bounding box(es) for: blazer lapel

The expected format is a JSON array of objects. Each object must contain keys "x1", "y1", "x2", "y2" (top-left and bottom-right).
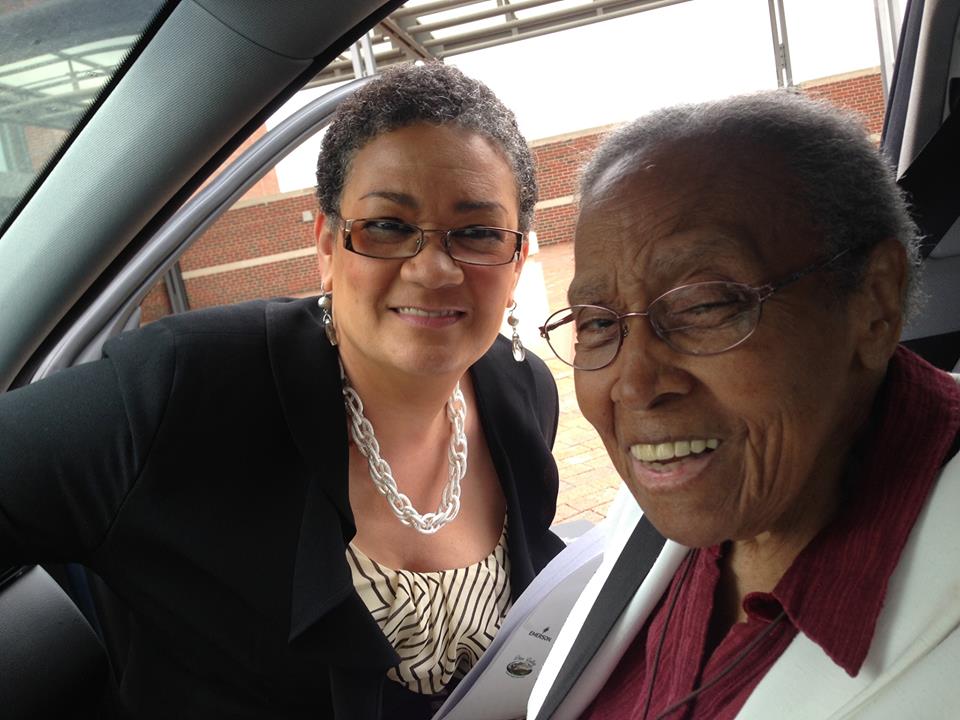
[
  {"x1": 264, "y1": 299, "x2": 359, "y2": 640},
  {"x1": 470, "y1": 338, "x2": 563, "y2": 592}
]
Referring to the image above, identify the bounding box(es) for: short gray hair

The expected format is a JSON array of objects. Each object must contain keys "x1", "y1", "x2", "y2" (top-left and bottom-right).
[
  {"x1": 316, "y1": 62, "x2": 537, "y2": 231},
  {"x1": 580, "y1": 91, "x2": 922, "y2": 316}
]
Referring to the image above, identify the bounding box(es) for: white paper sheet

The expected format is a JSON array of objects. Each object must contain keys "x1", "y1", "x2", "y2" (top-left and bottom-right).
[{"x1": 432, "y1": 523, "x2": 606, "y2": 720}]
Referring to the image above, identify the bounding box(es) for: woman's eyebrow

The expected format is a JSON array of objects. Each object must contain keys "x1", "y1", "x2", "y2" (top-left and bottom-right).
[
  {"x1": 567, "y1": 237, "x2": 748, "y2": 305},
  {"x1": 648, "y1": 236, "x2": 747, "y2": 278},
  {"x1": 353, "y1": 194, "x2": 506, "y2": 216},
  {"x1": 358, "y1": 190, "x2": 418, "y2": 207},
  {"x1": 453, "y1": 199, "x2": 508, "y2": 214},
  {"x1": 567, "y1": 280, "x2": 609, "y2": 305}
]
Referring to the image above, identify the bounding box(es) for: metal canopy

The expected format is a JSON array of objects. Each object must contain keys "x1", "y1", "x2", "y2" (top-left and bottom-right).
[
  {"x1": 307, "y1": 0, "x2": 692, "y2": 88},
  {"x1": 0, "y1": 0, "x2": 162, "y2": 130},
  {"x1": 0, "y1": 0, "x2": 691, "y2": 132}
]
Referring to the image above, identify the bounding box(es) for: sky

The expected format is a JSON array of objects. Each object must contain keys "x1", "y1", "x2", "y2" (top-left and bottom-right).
[{"x1": 269, "y1": 0, "x2": 896, "y2": 193}]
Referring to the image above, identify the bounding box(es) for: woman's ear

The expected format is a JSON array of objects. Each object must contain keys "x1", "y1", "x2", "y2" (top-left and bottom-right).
[
  {"x1": 852, "y1": 238, "x2": 908, "y2": 371},
  {"x1": 315, "y1": 213, "x2": 335, "y2": 289}
]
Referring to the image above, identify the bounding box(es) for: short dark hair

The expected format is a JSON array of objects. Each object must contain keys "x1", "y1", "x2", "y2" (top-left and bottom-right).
[
  {"x1": 316, "y1": 62, "x2": 537, "y2": 231},
  {"x1": 580, "y1": 91, "x2": 922, "y2": 316}
]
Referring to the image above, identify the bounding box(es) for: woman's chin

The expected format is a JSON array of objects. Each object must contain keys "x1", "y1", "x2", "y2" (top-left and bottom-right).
[{"x1": 638, "y1": 505, "x2": 731, "y2": 548}]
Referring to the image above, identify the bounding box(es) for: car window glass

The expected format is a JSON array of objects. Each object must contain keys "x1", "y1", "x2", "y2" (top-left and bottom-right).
[{"x1": 0, "y1": 0, "x2": 168, "y2": 226}]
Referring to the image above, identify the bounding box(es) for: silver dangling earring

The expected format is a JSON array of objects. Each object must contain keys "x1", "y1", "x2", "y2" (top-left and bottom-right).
[
  {"x1": 317, "y1": 290, "x2": 338, "y2": 346},
  {"x1": 508, "y1": 301, "x2": 525, "y2": 362}
]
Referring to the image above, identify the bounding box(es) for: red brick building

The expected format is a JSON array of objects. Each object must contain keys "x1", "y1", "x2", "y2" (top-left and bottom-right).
[{"x1": 141, "y1": 67, "x2": 886, "y2": 322}]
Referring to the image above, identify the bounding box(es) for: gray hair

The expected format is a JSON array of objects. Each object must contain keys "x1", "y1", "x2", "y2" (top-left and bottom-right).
[
  {"x1": 580, "y1": 91, "x2": 923, "y2": 316},
  {"x1": 316, "y1": 62, "x2": 537, "y2": 231}
]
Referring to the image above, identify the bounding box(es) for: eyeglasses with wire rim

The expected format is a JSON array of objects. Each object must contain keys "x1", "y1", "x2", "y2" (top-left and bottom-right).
[
  {"x1": 539, "y1": 247, "x2": 857, "y2": 370},
  {"x1": 339, "y1": 217, "x2": 525, "y2": 266}
]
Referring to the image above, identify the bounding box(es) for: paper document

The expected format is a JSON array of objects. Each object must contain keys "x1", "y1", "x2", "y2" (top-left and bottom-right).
[{"x1": 432, "y1": 522, "x2": 606, "y2": 720}]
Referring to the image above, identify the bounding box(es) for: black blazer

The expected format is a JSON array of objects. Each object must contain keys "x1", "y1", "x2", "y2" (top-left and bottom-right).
[{"x1": 0, "y1": 297, "x2": 565, "y2": 719}]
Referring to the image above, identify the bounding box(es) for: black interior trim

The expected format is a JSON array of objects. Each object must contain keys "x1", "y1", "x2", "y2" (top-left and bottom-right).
[
  {"x1": 902, "y1": 332, "x2": 960, "y2": 371},
  {"x1": 882, "y1": 0, "x2": 924, "y2": 162},
  {"x1": 898, "y1": 106, "x2": 960, "y2": 255},
  {"x1": 0, "y1": 565, "x2": 107, "y2": 718}
]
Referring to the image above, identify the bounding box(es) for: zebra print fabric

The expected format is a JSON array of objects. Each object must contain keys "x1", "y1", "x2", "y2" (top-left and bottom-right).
[{"x1": 345, "y1": 520, "x2": 512, "y2": 695}]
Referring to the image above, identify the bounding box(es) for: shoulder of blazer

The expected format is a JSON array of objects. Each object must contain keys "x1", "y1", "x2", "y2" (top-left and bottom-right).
[
  {"x1": 147, "y1": 298, "x2": 274, "y2": 343},
  {"x1": 101, "y1": 298, "x2": 278, "y2": 388},
  {"x1": 102, "y1": 295, "x2": 349, "y2": 529},
  {"x1": 474, "y1": 335, "x2": 560, "y2": 443},
  {"x1": 100, "y1": 298, "x2": 321, "y2": 444}
]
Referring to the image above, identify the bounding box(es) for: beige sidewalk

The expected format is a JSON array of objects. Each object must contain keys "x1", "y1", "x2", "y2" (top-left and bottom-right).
[{"x1": 514, "y1": 241, "x2": 621, "y2": 524}]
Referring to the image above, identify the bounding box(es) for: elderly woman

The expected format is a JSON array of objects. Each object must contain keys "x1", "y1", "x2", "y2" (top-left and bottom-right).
[
  {"x1": 528, "y1": 92, "x2": 960, "y2": 719},
  {"x1": 0, "y1": 63, "x2": 564, "y2": 719}
]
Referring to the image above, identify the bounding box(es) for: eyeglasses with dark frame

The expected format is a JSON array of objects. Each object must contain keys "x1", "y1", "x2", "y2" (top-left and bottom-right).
[
  {"x1": 539, "y1": 248, "x2": 855, "y2": 371},
  {"x1": 339, "y1": 218, "x2": 524, "y2": 266}
]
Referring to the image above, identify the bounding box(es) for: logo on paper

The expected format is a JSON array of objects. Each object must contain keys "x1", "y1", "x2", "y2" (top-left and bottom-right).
[
  {"x1": 527, "y1": 626, "x2": 552, "y2": 643},
  {"x1": 506, "y1": 656, "x2": 536, "y2": 677}
]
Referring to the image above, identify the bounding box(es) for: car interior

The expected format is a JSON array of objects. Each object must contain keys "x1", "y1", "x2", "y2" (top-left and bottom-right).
[{"x1": 0, "y1": 0, "x2": 958, "y2": 715}]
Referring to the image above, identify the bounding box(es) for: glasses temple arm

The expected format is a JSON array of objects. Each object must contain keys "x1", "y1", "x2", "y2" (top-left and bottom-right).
[
  {"x1": 539, "y1": 313, "x2": 575, "y2": 337},
  {"x1": 760, "y1": 247, "x2": 854, "y2": 299}
]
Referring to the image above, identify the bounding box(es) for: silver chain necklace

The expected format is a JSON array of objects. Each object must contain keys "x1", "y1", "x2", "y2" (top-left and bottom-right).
[{"x1": 340, "y1": 365, "x2": 468, "y2": 534}]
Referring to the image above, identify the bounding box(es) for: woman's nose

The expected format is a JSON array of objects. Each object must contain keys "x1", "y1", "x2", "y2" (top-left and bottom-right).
[
  {"x1": 611, "y1": 319, "x2": 694, "y2": 410},
  {"x1": 400, "y1": 233, "x2": 464, "y2": 288}
]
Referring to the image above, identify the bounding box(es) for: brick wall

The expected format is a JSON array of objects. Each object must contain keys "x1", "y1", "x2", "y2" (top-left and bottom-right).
[
  {"x1": 800, "y1": 67, "x2": 885, "y2": 137},
  {"x1": 142, "y1": 68, "x2": 886, "y2": 322},
  {"x1": 141, "y1": 189, "x2": 317, "y2": 320},
  {"x1": 530, "y1": 128, "x2": 609, "y2": 246},
  {"x1": 532, "y1": 130, "x2": 608, "y2": 206},
  {"x1": 181, "y1": 191, "x2": 315, "y2": 272}
]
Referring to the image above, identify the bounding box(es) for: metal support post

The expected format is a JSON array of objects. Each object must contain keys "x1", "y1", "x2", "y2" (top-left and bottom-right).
[
  {"x1": 163, "y1": 262, "x2": 190, "y2": 314},
  {"x1": 349, "y1": 43, "x2": 365, "y2": 77},
  {"x1": 350, "y1": 31, "x2": 379, "y2": 79},
  {"x1": 874, "y1": 0, "x2": 904, "y2": 100},
  {"x1": 767, "y1": 0, "x2": 794, "y2": 88},
  {"x1": 361, "y1": 31, "x2": 378, "y2": 75}
]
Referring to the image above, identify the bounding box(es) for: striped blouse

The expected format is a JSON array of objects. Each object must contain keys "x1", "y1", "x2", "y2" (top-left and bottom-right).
[{"x1": 345, "y1": 520, "x2": 512, "y2": 696}]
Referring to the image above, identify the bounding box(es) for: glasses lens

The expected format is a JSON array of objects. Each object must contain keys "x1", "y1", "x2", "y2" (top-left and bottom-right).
[
  {"x1": 541, "y1": 306, "x2": 621, "y2": 369},
  {"x1": 349, "y1": 219, "x2": 421, "y2": 258},
  {"x1": 651, "y1": 282, "x2": 760, "y2": 354},
  {"x1": 447, "y1": 227, "x2": 518, "y2": 265}
]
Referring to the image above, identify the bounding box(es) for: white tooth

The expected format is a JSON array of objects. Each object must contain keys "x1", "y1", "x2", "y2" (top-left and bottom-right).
[
  {"x1": 398, "y1": 307, "x2": 455, "y2": 317},
  {"x1": 655, "y1": 442, "x2": 675, "y2": 461},
  {"x1": 631, "y1": 444, "x2": 657, "y2": 462},
  {"x1": 632, "y1": 440, "x2": 714, "y2": 463}
]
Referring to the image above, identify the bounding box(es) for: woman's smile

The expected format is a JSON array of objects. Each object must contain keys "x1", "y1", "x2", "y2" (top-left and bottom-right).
[
  {"x1": 628, "y1": 438, "x2": 720, "y2": 491},
  {"x1": 391, "y1": 305, "x2": 465, "y2": 328}
]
